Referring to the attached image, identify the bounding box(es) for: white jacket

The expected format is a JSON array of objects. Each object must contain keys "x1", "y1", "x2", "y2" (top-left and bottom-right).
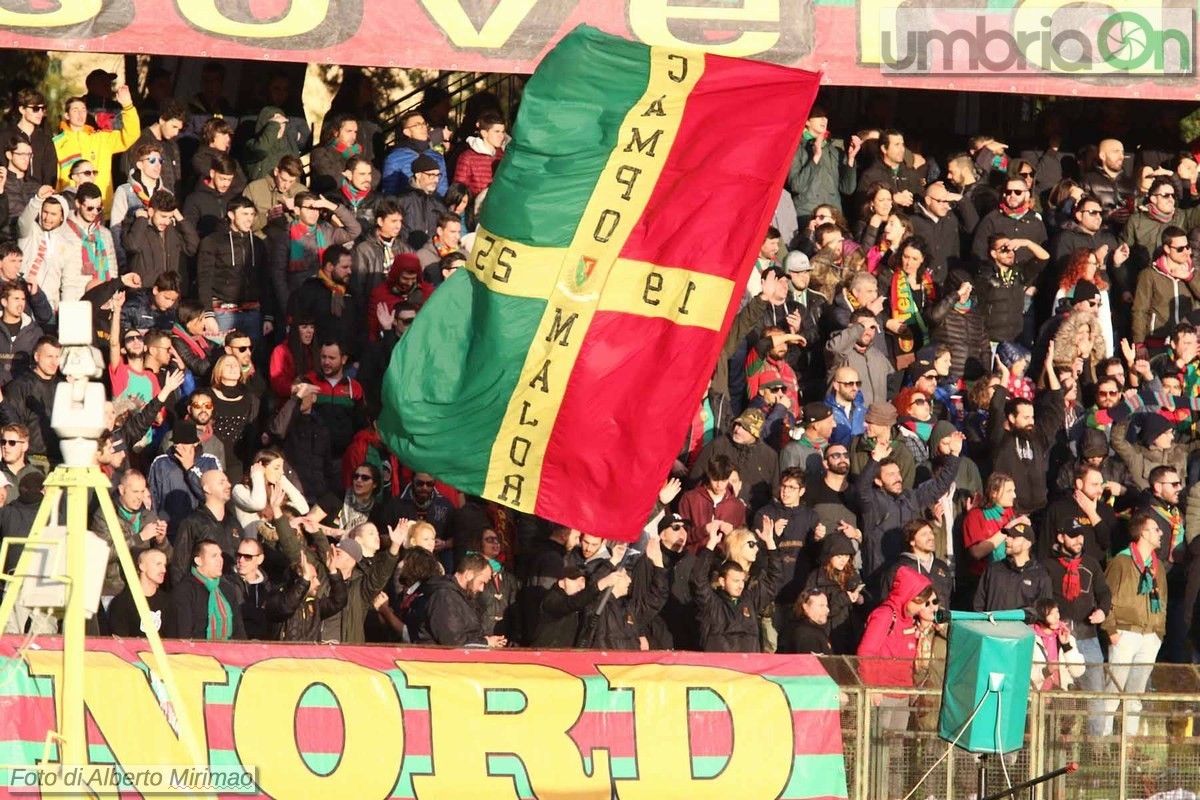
[{"x1": 1030, "y1": 628, "x2": 1087, "y2": 690}]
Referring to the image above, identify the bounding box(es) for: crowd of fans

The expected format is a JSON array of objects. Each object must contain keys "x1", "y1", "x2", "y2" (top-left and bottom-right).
[{"x1": 0, "y1": 66, "x2": 1195, "y2": 731}]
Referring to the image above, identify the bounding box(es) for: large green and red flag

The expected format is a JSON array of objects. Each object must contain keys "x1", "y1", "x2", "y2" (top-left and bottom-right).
[{"x1": 379, "y1": 24, "x2": 819, "y2": 540}]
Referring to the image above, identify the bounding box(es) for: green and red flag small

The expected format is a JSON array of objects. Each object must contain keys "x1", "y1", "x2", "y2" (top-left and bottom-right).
[{"x1": 379, "y1": 24, "x2": 819, "y2": 540}]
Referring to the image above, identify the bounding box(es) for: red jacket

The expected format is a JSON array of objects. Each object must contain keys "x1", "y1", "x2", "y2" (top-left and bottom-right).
[
  {"x1": 677, "y1": 484, "x2": 747, "y2": 552},
  {"x1": 453, "y1": 140, "x2": 503, "y2": 196},
  {"x1": 857, "y1": 566, "x2": 932, "y2": 688},
  {"x1": 367, "y1": 255, "x2": 433, "y2": 341}
]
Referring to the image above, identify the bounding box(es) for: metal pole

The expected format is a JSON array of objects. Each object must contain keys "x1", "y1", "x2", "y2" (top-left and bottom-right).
[
  {"x1": 978, "y1": 753, "x2": 989, "y2": 800},
  {"x1": 59, "y1": 484, "x2": 88, "y2": 768}
]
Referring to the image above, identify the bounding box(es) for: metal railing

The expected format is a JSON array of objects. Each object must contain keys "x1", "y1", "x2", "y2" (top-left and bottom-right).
[
  {"x1": 824, "y1": 657, "x2": 1200, "y2": 800},
  {"x1": 378, "y1": 71, "x2": 525, "y2": 147}
]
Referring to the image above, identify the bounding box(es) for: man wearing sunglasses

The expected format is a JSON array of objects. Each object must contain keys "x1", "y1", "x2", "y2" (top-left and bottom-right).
[
  {"x1": 0, "y1": 88, "x2": 56, "y2": 187},
  {"x1": 973, "y1": 520, "x2": 1052, "y2": 623},
  {"x1": 58, "y1": 182, "x2": 116, "y2": 303},
  {"x1": 121, "y1": 98, "x2": 186, "y2": 196},
  {"x1": 1130, "y1": 225, "x2": 1200, "y2": 350},
  {"x1": 970, "y1": 177, "x2": 1049, "y2": 266},
  {"x1": 977, "y1": 232, "x2": 1048, "y2": 348},
  {"x1": 1123, "y1": 177, "x2": 1200, "y2": 282},
  {"x1": 110, "y1": 142, "x2": 168, "y2": 262}
]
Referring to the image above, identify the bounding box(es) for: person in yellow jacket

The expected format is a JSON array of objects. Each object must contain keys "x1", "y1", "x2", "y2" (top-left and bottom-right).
[{"x1": 53, "y1": 84, "x2": 139, "y2": 213}]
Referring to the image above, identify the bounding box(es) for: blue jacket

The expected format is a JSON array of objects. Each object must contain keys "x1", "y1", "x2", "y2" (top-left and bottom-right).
[
  {"x1": 382, "y1": 144, "x2": 448, "y2": 196},
  {"x1": 147, "y1": 450, "x2": 222, "y2": 536},
  {"x1": 826, "y1": 390, "x2": 866, "y2": 445}
]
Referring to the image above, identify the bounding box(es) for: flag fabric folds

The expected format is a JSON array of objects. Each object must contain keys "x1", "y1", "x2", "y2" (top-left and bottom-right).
[{"x1": 379, "y1": 24, "x2": 820, "y2": 540}]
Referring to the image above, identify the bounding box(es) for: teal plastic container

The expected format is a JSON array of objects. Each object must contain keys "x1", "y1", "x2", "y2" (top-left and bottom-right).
[{"x1": 938, "y1": 617, "x2": 1035, "y2": 754}]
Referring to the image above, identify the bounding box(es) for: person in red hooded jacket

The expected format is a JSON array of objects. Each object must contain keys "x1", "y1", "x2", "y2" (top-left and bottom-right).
[
  {"x1": 857, "y1": 565, "x2": 934, "y2": 729},
  {"x1": 367, "y1": 252, "x2": 432, "y2": 341}
]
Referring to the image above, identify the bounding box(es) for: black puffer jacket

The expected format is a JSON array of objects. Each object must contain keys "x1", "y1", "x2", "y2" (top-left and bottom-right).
[
  {"x1": 971, "y1": 209, "x2": 1049, "y2": 264},
  {"x1": 928, "y1": 284, "x2": 990, "y2": 380},
  {"x1": 274, "y1": 571, "x2": 348, "y2": 642},
  {"x1": 976, "y1": 258, "x2": 1044, "y2": 343},
  {"x1": 691, "y1": 548, "x2": 782, "y2": 653},
  {"x1": 418, "y1": 575, "x2": 489, "y2": 646}
]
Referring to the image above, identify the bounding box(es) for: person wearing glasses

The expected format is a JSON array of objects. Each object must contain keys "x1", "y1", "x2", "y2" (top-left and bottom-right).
[
  {"x1": 1, "y1": 88, "x2": 57, "y2": 187},
  {"x1": 973, "y1": 518, "x2": 1052, "y2": 623},
  {"x1": 382, "y1": 111, "x2": 448, "y2": 197},
  {"x1": 0, "y1": 423, "x2": 41, "y2": 505},
  {"x1": 1050, "y1": 195, "x2": 1124, "y2": 303},
  {"x1": 976, "y1": 233, "x2": 1048, "y2": 349},
  {"x1": 1123, "y1": 178, "x2": 1200, "y2": 279},
  {"x1": 58, "y1": 182, "x2": 117, "y2": 302},
  {"x1": 970, "y1": 177, "x2": 1049, "y2": 266},
  {"x1": 2, "y1": 131, "x2": 39, "y2": 232},
  {"x1": 1131, "y1": 225, "x2": 1200, "y2": 351},
  {"x1": 59, "y1": 158, "x2": 97, "y2": 206},
  {"x1": 110, "y1": 142, "x2": 172, "y2": 268},
  {"x1": 53, "y1": 87, "x2": 139, "y2": 213},
  {"x1": 234, "y1": 538, "x2": 278, "y2": 640}
]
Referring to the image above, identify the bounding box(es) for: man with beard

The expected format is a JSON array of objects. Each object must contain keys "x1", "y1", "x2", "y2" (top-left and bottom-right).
[
  {"x1": 147, "y1": 420, "x2": 221, "y2": 537},
  {"x1": 162, "y1": 390, "x2": 226, "y2": 472},
  {"x1": 1041, "y1": 464, "x2": 1116, "y2": 562},
  {"x1": 643, "y1": 513, "x2": 700, "y2": 650},
  {"x1": 306, "y1": 340, "x2": 366, "y2": 464},
  {"x1": 288, "y1": 243, "x2": 357, "y2": 354},
  {"x1": 395, "y1": 154, "x2": 449, "y2": 249},
  {"x1": 1082, "y1": 139, "x2": 1135, "y2": 229},
  {"x1": 989, "y1": 350, "x2": 1066, "y2": 514},
  {"x1": 380, "y1": 471, "x2": 455, "y2": 541},
  {"x1": 1134, "y1": 465, "x2": 1189, "y2": 661},
  {"x1": 368, "y1": 253, "x2": 432, "y2": 341},
  {"x1": 971, "y1": 177, "x2": 1049, "y2": 266},
  {"x1": 850, "y1": 402, "x2": 917, "y2": 491},
  {"x1": 18, "y1": 188, "x2": 70, "y2": 316},
  {"x1": 856, "y1": 437, "x2": 961, "y2": 591},
  {"x1": 688, "y1": 408, "x2": 779, "y2": 518},
  {"x1": 827, "y1": 308, "x2": 894, "y2": 407},
  {"x1": 420, "y1": 553, "x2": 507, "y2": 647},
  {"x1": 59, "y1": 183, "x2": 117, "y2": 302},
  {"x1": 1042, "y1": 518, "x2": 1110, "y2": 734},
  {"x1": 196, "y1": 197, "x2": 269, "y2": 340},
  {"x1": 271, "y1": 191, "x2": 361, "y2": 314},
  {"x1": 973, "y1": 521, "x2": 1052, "y2": 622},
  {"x1": 327, "y1": 154, "x2": 385, "y2": 234},
  {"x1": 782, "y1": 402, "x2": 837, "y2": 477},
  {"x1": 804, "y1": 443, "x2": 855, "y2": 534}
]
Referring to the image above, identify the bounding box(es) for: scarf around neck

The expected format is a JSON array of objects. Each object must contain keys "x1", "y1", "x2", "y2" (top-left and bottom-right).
[
  {"x1": 1121, "y1": 546, "x2": 1162, "y2": 612},
  {"x1": 67, "y1": 216, "x2": 111, "y2": 282},
  {"x1": 981, "y1": 505, "x2": 1011, "y2": 561},
  {"x1": 318, "y1": 268, "x2": 347, "y2": 317},
  {"x1": 1058, "y1": 555, "x2": 1082, "y2": 601},
  {"x1": 171, "y1": 322, "x2": 211, "y2": 359},
  {"x1": 340, "y1": 177, "x2": 369, "y2": 207},
  {"x1": 333, "y1": 139, "x2": 361, "y2": 160},
  {"x1": 191, "y1": 566, "x2": 234, "y2": 640},
  {"x1": 999, "y1": 199, "x2": 1034, "y2": 220},
  {"x1": 1147, "y1": 202, "x2": 1174, "y2": 223},
  {"x1": 890, "y1": 268, "x2": 934, "y2": 352},
  {"x1": 288, "y1": 221, "x2": 326, "y2": 274}
]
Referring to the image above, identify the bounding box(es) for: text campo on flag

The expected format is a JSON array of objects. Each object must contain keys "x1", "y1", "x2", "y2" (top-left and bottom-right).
[{"x1": 466, "y1": 48, "x2": 732, "y2": 512}]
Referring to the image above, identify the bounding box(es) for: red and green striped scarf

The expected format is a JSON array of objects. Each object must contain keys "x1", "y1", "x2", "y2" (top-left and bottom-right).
[
  {"x1": 982, "y1": 504, "x2": 1011, "y2": 561},
  {"x1": 288, "y1": 221, "x2": 326, "y2": 274},
  {"x1": 171, "y1": 322, "x2": 211, "y2": 359},
  {"x1": 890, "y1": 269, "x2": 933, "y2": 353},
  {"x1": 340, "y1": 178, "x2": 369, "y2": 209},
  {"x1": 191, "y1": 567, "x2": 234, "y2": 640},
  {"x1": 333, "y1": 139, "x2": 361, "y2": 160},
  {"x1": 66, "y1": 217, "x2": 112, "y2": 282}
]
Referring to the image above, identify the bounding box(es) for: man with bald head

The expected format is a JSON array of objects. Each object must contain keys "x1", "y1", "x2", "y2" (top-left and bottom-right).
[
  {"x1": 171, "y1": 468, "x2": 241, "y2": 584},
  {"x1": 912, "y1": 180, "x2": 975, "y2": 282},
  {"x1": 826, "y1": 365, "x2": 867, "y2": 445},
  {"x1": 1082, "y1": 139, "x2": 1135, "y2": 230}
]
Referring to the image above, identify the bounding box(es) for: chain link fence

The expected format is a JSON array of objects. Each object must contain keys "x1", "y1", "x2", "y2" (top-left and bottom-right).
[{"x1": 821, "y1": 657, "x2": 1200, "y2": 800}]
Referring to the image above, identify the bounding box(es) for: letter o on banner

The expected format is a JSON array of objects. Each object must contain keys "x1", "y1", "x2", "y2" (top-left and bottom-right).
[
  {"x1": 233, "y1": 659, "x2": 404, "y2": 796},
  {"x1": 173, "y1": 0, "x2": 364, "y2": 49}
]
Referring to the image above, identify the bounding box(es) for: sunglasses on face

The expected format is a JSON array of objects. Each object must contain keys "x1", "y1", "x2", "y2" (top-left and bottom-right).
[
  {"x1": 1003, "y1": 189, "x2": 1026, "y2": 196},
  {"x1": 81, "y1": 203, "x2": 102, "y2": 212},
  {"x1": 25, "y1": 105, "x2": 45, "y2": 112},
  {"x1": 745, "y1": 540, "x2": 759, "y2": 549},
  {"x1": 483, "y1": 536, "x2": 501, "y2": 543},
  {"x1": 1019, "y1": 171, "x2": 1034, "y2": 178},
  {"x1": 1168, "y1": 244, "x2": 1192, "y2": 253},
  {"x1": 1097, "y1": 389, "x2": 1120, "y2": 397},
  {"x1": 414, "y1": 479, "x2": 436, "y2": 487},
  {"x1": 666, "y1": 523, "x2": 685, "y2": 531},
  {"x1": 73, "y1": 169, "x2": 98, "y2": 178},
  {"x1": 353, "y1": 473, "x2": 374, "y2": 481},
  {"x1": 827, "y1": 452, "x2": 849, "y2": 460},
  {"x1": 1155, "y1": 193, "x2": 1176, "y2": 199},
  {"x1": 124, "y1": 334, "x2": 143, "y2": 342},
  {"x1": 1, "y1": 438, "x2": 25, "y2": 446},
  {"x1": 839, "y1": 380, "x2": 862, "y2": 386},
  {"x1": 231, "y1": 345, "x2": 251, "y2": 352},
  {"x1": 911, "y1": 397, "x2": 929, "y2": 406},
  {"x1": 144, "y1": 156, "x2": 164, "y2": 165},
  {"x1": 925, "y1": 596, "x2": 940, "y2": 607},
  {"x1": 190, "y1": 401, "x2": 213, "y2": 411},
  {"x1": 1080, "y1": 208, "x2": 1102, "y2": 216},
  {"x1": 236, "y1": 552, "x2": 258, "y2": 560},
  {"x1": 998, "y1": 245, "x2": 1014, "y2": 253},
  {"x1": 397, "y1": 316, "x2": 416, "y2": 325}
]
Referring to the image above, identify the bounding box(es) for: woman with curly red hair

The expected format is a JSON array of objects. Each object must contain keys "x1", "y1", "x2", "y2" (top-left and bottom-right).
[{"x1": 1054, "y1": 246, "x2": 1118, "y2": 359}]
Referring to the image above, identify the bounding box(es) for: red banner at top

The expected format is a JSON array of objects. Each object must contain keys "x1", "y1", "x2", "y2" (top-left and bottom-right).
[{"x1": 1, "y1": 1, "x2": 1197, "y2": 100}]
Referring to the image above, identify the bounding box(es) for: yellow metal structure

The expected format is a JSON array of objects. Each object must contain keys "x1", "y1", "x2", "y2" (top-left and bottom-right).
[{"x1": 0, "y1": 466, "x2": 211, "y2": 797}]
